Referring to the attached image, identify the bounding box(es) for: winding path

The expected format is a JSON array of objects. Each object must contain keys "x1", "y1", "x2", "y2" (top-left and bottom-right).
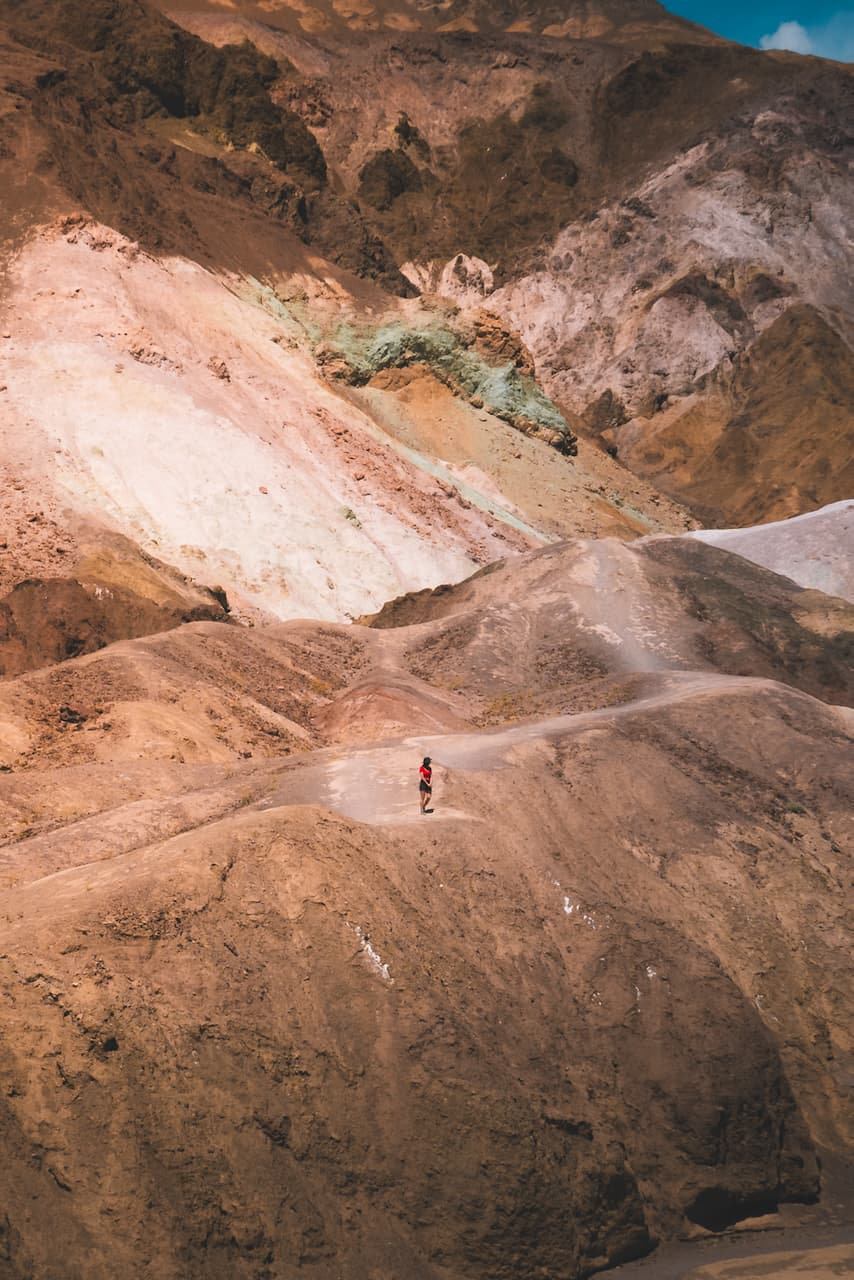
[{"x1": 257, "y1": 671, "x2": 775, "y2": 826}]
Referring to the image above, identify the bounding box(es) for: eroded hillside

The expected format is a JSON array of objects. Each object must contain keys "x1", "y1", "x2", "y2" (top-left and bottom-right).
[
  {"x1": 164, "y1": 0, "x2": 854, "y2": 524},
  {"x1": 2, "y1": 0, "x2": 711, "y2": 645},
  {"x1": 0, "y1": 3, "x2": 852, "y2": 1277},
  {"x1": 0, "y1": 533, "x2": 852, "y2": 1277}
]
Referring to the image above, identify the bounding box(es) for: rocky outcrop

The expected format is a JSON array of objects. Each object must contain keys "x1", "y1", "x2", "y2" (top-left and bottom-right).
[
  {"x1": 0, "y1": 576, "x2": 226, "y2": 677},
  {"x1": 0, "y1": 0, "x2": 412, "y2": 290},
  {"x1": 462, "y1": 308, "x2": 537, "y2": 378},
  {"x1": 358, "y1": 147, "x2": 428, "y2": 210},
  {"x1": 11, "y1": 0, "x2": 326, "y2": 180},
  {"x1": 152, "y1": 2, "x2": 854, "y2": 525},
  {"x1": 613, "y1": 306, "x2": 854, "y2": 525},
  {"x1": 315, "y1": 312, "x2": 578, "y2": 452}
]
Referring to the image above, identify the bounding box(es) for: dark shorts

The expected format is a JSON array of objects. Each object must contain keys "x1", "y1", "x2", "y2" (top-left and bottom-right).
[{"x1": 419, "y1": 780, "x2": 431, "y2": 792}]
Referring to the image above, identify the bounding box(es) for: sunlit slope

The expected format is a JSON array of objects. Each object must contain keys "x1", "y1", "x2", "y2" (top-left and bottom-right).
[{"x1": 0, "y1": 530, "x2": 851, "y2": 1278}]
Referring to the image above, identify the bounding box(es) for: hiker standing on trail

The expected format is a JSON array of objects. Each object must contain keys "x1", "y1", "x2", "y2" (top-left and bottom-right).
[{"x1": 419, "y1": 756, "x2": 433, "y2": 814}]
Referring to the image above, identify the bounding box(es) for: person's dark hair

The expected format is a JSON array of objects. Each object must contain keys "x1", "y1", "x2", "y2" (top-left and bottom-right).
[{"x1": 423, "y1": 756, "x2": 431, "y2": 766}]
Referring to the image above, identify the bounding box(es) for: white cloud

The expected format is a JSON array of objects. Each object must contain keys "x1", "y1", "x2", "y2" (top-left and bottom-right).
[
  {"x1": 759, "y1": 13, "x2": 854, "y2": 61},
  {"x1": 760, "y1": 20, "x2": 814, "y2": 54}
]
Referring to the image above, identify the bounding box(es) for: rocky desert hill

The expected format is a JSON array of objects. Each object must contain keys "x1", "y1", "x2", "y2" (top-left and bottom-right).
[
  {"x1": 163, "y1": 0, "x2": 854, "y2": 523},
  {"x1": 1, "y1": 0, "x2": 852, "y2": 589},
  {"x1": 0, "y1": 533, "x2": 852, "y2": 1278},
  {"x1": 0, "y1": 1, "x2": 853, "y2": 1278}
]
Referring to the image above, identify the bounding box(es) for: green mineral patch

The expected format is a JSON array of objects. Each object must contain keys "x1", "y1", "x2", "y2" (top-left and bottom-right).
[{"x1": 316, "y1": 316, "x2": 577, "y2": 455}]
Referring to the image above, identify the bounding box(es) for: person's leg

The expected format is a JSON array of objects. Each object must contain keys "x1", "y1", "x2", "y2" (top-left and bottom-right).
[{"x1": 420, "y1": 788, "x2": 427, "y2": 812}]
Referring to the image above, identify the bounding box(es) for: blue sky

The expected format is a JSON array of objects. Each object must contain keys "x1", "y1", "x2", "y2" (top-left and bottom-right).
[{"x1": 666, "y1": 2, "x2": 854, "y2": 59}]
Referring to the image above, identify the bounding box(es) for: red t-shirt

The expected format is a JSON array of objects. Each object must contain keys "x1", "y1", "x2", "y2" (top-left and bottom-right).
[{"x1": 419, "y1": 765, "x2": 432, "y2": 785}]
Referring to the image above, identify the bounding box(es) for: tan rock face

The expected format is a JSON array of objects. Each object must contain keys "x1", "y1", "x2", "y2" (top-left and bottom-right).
[
  {"x1": 464, "y1": 308, "x2": 536, "y2": 379},
  {"x1": 153, "y1": 0, "x2": 712, "y2": 40},
  {"x1": 613, "y1": 307, "x2": 854, "y2": 525},
  {"x1": 0, "y1": 575, "x2": 225, "y2": 677}
]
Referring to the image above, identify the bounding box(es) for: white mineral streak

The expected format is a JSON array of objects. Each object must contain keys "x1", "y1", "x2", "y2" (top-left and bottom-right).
[
  {"x1": 0, "y1": 226, "x2": 522, "y2": 622},
  {"x1": 349, "y1": 924, "x2": 393, "y2": 983}
]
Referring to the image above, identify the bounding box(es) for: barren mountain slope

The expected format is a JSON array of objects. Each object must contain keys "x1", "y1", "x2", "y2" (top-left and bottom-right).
[
  {"x1": 602, "y1": 307, "x2": 854, "y2": 525},
  {"x1": 166, "y1": 0, "x2": 854, "y2": 525},
  {"x1": 161, "y1": 0, "x2": 714, "y2": 41},
  {"x1": 368, "y1": 535, "x2": 854, "y2": 709},
  {"x1": 0, "y1": 214, "x2": 688, "y2": 651},
  {"x1": 2, "y1": 534, "x2": 851, "y2": 779},
  {"x1": 4, "y1": 0, "x2": 852, "y2": 539},
  {"x1": 0, "y1": 535, "x2": 851, "y2": 1278},
  {"x1": 1, "y1": 0, "x2": 706, "y2": 665}
]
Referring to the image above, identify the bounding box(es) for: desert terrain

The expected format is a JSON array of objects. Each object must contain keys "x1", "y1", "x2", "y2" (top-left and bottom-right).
[{"x1": 0, "y1": 0, "x2": 852, "y2": 1277}]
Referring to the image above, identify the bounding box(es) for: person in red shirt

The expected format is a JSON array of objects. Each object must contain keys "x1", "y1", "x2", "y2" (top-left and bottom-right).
[{"x1": 419, "y1": 757, "x2": 433, "y2": 814}]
